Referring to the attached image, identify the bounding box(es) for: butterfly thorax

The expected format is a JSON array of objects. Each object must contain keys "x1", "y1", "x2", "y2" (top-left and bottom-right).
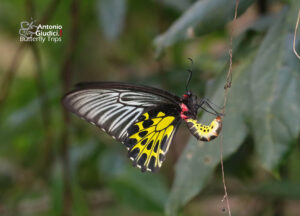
[{"x1": 180, "y1": 92, "x2": 198, "y2": 120}]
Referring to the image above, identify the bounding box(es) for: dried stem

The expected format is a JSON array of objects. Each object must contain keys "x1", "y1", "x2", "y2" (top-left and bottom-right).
[
  {"x1": 224, "y1": 0, "x2": 239, "y2": 90},
  {"x1": 219, "y1": 0, "x2": 239, "y2": 215},
  {"x1": 293, "y1": 10, "x2": 300, "y2": 60},
  {"x1": 31, "y1": 44, "x2": 54, "y2": 172},
  {"x1": 60, "y1": 0, "x2": 80, "y2": 215}
]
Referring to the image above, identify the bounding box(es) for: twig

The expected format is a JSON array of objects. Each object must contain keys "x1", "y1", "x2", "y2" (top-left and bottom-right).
[
  {"x1": 293, "y1": 10, "x2": 300, "y2": 60},
  {"x1": 60, "y1": 0, "x2": 80, "y2": 215},
  {"x1": 31, "y1": 43, "x2": 54, "y2": 172},
  {"x1": 224, "y1": 0, "x2": 239, "y2": 90},
  {"x1": 219, "y1": 0, "x2": 239, "y2": 215}
]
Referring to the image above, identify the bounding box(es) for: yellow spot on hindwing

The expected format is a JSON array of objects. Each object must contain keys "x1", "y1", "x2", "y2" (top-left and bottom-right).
[
  {"x1": 156, "y1": 129, "x2": 165, "y2": 146},
  {"x1": 131, "y1": 131, "x2": 155, "y2": 153},
  {"x1": 143, "y1": 112, "x2": 149, "y2": 120},
  {"x1": 134, "y1": 117, "x2": 162, "y2": 131},
  {"x1": 150, "y1": 129, "x2": 165, "y2": 167},
  {"x1": 129, "y1": 126, "x2": 155, "y2": 141},
  {"x1": 163, "y1": 125, "x2": 174, "y2": 151},
  {"x1": 156, "y1": 116, "x2": 175, "y2": 130},
  {"x1": 157, "y1": 112, "x2": 165, "y2": 117},
  {"x1": 135, "y1": 122, "x2": 144, "y2": 129},
  {"x1": 164, "y1": 125, "x2": 174, "y2": 138},
  {"x1": 151, "y1": 118, "x2": 162, "y2": 125},
  {"x1": 135, "y1": 132, "x2": 159, "y2": 164}
]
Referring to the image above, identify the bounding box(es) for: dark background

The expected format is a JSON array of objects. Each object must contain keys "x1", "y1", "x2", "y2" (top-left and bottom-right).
[{"x1": 0, "y1": 0, "x2": 300, "y2": 215}]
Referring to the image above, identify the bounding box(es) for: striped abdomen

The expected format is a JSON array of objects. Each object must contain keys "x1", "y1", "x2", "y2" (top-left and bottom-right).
[{"x1": 185, "y1": 116, "x2": 222, "y2": 141}]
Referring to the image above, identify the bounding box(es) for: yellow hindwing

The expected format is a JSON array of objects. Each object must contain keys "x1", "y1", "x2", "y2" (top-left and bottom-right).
[{"x1": 125, "y1": 110, "x2": 178, "y2": 172}]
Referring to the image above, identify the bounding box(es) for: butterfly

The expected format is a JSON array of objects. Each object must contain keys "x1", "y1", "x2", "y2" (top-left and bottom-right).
[{"x1": 62, "y1": 67, "x2": 223, "y2": 172}]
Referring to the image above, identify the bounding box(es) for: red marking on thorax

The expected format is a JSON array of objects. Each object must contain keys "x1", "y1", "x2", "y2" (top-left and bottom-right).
[
  {"x1": 180, "y1": 103, "x2": 189, "y2": 120},
  {"x1": 180, "y1": 103, "x2": 188, "y2": 112},
  {"x1": 180, "y1": 113, "x2": 188, "y2": 120}
]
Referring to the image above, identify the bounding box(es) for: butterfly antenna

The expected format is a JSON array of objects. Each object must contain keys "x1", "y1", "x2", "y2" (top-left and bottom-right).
[{"x1": 186, "y1": 58, "x2": 193, "y2": 91}]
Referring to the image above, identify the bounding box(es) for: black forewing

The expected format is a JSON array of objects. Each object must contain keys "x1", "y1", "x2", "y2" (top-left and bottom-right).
[{"x1": 62, "y1": 82, "x2": 181, "y2": 142}]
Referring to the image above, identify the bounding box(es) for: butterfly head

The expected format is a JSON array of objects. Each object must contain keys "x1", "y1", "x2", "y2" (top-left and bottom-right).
[{"x1": 183, "y1": 91, "x2": 192, "y2": 100}]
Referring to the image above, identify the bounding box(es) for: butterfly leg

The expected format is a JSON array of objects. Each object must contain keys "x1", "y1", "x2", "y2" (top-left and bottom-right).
[{"x1": 197, "y1": 98, "x2": 223, "y2": 117}]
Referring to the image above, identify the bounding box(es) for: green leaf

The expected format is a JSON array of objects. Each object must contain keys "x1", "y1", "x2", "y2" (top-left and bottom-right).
[
  {"x1": 253, "y1": 181, "x2": 300, "y2": 199},
  {"x1": 165, "y1": 40, "x2": 258, "y2": 216},
  {"x1": 71, "y1": 182, "x2": 91, "y2": 216},
  {"x1": 158, "y1": 0, "x2": 193, "y2": 11},
  {"x1": 69, "y1": 139, "x2": 97, "y2": 176},
  {"x1": 249, "y1": 7, "x2": 300, "y2": 171},
  {"x1": 154, "y1": 0, "x2": 254, "y2": 57},
  {"x1": 97, "y1": 0, "x2": 127, "y2": 40}
]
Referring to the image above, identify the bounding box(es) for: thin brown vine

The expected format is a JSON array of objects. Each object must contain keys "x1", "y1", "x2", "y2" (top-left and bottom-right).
[
  {"x1": 293, "y1": 10, "x2": 300, "y2": 60},
  {"x1": 220, "y1": 0, "x2": 239, "y2": 215}
]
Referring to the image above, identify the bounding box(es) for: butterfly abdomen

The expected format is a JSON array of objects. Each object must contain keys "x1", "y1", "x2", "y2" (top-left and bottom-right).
[{"x1": 185, "y1": 116, "x2": 222, "y2": 142}]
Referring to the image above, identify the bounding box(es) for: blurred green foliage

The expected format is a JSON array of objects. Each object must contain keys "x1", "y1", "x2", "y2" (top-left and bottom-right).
[{"x1": 0, "y1": 0, "x2": 299, "y2": 216}]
